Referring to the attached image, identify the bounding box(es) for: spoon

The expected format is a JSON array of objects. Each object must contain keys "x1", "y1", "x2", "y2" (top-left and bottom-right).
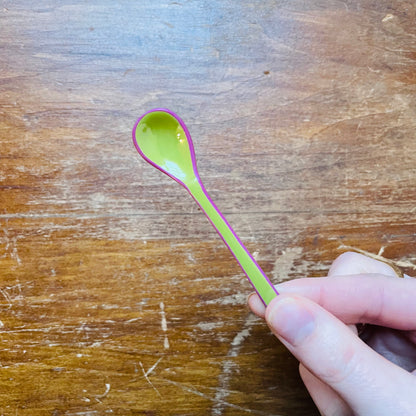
[{"x1": 132, "y1": 108, "x2": 278, "y2": 305}]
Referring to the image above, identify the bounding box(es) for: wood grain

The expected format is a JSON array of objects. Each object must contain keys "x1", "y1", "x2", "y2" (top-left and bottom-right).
[{"x1": 1, "y1": 0, "x2": 415, "y2": 414}]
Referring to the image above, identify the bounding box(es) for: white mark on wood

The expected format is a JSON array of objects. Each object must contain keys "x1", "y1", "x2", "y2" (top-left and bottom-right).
[
  {"x1": 140, "y1": 359, "x2": 162, "y2": 397},
  {"x1": 160, "y1": 302, "x2": 168, "y2": 331},
  {"x1": 0, "y1": 222, "x2": 22, "y2": 265},
  {"x1": 229, "y1": 326, "x2": 252, "y2": 353},
  {"x1": 201, "y1": 293, "x2": 247, "y2": 307},
  {"x1": 66, "y1": 410, "x2": 99, "y2": 415},
  {"x1": 94, "y1": 383, "x2": 111, "y2": 403},
  {"x1": 11, "y1": 242, "x2": 21, "y2": 265},
  {"x1": 196, "y1": 321, "x2": 224, "y2": 331},
  {"x1": 161, "y1": 377, "x2": 274, "y2": 415},
  {"x1": 187, "y1": 251, "x2": 196, "y2": 263},
  {"x1": 76, "y1": 322, "x2": 92, "y2": 339},
  {"x1": 0, "y1": 281, "x2": 29, "y2": 308},
  {"x1": 145, "y1": 356, "x2": 163, "y2": 377},
  {"x1": 0, "y1": 289, "x2": 12, "y2": 309},
  {"x1": 160, "y1": 301, "x2": 170, "y2": 349},
  {"x1": 125, "y1": 317, "x2": 141, "y2": 324},
  {"x1": 272, "y1": 247, "x2": 303, "y2": 282},
  {"x1": 163, "y1": 337, "x2": 170, "y2": 350},
  {"x1": 382, "y1": 13, "x2": 395, "y2": 22},
  {"x1": 212, "y1": 313, "x2": 258, "y2": 415}
]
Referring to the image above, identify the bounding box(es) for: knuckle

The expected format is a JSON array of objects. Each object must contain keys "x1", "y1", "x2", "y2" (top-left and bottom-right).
[
  {"x1": 336, "y1": 251, "x2": 362, "y2": 263},
  {"x1": 317, "y1": 344, "x2": 360, "y2": 386}
]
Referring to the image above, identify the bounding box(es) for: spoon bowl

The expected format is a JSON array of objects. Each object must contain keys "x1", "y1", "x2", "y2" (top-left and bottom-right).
[
  {"x1": 133, "y1": 109, "x2": 278, "y2": 305},
  {"x1": 133, "y1": 109, "x2": 199, "y2": 187}
]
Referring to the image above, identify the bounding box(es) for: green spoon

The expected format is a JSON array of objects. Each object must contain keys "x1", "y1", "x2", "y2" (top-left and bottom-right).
[{"x1": 132, "y1": 109, "x2": 278, "y2": 305}]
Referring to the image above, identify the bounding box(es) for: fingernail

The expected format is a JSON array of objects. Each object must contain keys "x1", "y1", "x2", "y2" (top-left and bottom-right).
[
  {"x1": 248, "y1": 292, "x2": 264, "y2": 306},
  {"x1": 266, "y1": 296, "x2": 316, "y2": 346},
  {"x1": 247, "y1": 292, "x2": 256, "y2": 303}
]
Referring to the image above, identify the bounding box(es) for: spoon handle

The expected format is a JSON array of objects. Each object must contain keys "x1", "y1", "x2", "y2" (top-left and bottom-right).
[{"x1": 187, "y1": 180, "x2": 278, "y2": 305}]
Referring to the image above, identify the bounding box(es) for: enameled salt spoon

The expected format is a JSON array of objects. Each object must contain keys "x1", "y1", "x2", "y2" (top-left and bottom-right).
[{"x1": 132, "y1": 109, "x2": 278, "y2": 305}]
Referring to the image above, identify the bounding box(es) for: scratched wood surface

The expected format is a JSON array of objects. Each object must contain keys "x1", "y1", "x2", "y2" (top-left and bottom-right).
[{"x1": 1, "y1": 0, "x2": 416, "y2": 415}]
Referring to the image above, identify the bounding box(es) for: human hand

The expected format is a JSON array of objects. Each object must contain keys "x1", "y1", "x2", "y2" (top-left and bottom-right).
[{"x1": 248, "y1": 252, "x2": 416, "y2": 415}]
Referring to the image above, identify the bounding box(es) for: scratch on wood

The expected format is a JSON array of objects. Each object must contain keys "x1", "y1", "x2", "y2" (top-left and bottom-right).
[
  {"x1": 160, "y1": 377, "x2": 278, "y2": 416},
  {"x1": 0, "y1": 281, "x2": 29, "y2": 308},
  {"x1": 212, "y1": 313, "x2": 259, "y2": 415},
  {"x1": 140, "y1": 359, "x2": 162, "y2": 397},
  {"x1": 0, "y1": 288, "x2": 13, "y2": 309},
  {"x1": 145, "y1": 357, "x2": 163, "y2": 377},
  {"x1": 94, "y1": 382, "x2": 111, "y2": 403},
  {"x1": 1, "y1": 221, "x2": 22, "y2": 265},
  {"x1": 160, "y1": 301, "x2": 170, "y2": 349}
]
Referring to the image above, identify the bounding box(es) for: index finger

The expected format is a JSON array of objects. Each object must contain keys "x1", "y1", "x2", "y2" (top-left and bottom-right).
[{"x1": 271, "y1": 273, "x2": 416, "y2": 330}]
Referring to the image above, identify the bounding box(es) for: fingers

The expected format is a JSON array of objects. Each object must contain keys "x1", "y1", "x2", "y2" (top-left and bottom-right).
[
  {"x1": 299, "y1": 364, "x2": 352, "y2": 416},
  {"x1": 249, "y1": 251, "x2": 375, "y2": 319},
  {"x1": 265, "y1": 294, "x2": 416, "y2": 415},
  {"x1": 249, "y1": 273, "x2": 416, "y2": 330},
  {"x1": 272, "y1": 274, "x2": 416, "y2": 330},
  {"x1": 328, "y1": 251, "x2": 399, "y2": 277},
  {"x1": 248, "y1": 252, "x2": 416, "y2": 330},
  {"x1": 248, "y1": 291, "x2": 267, "y2": 318}
]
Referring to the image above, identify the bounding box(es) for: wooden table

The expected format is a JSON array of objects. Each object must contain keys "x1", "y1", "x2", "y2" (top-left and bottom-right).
[{"x1": 1, "y1": 1, "x2": 415, "y2": 414}]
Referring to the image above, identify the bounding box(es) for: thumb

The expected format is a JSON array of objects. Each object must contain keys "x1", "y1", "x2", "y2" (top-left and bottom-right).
[{"x1": 265, "y1": 295, "x2": 416, "y2": 416}]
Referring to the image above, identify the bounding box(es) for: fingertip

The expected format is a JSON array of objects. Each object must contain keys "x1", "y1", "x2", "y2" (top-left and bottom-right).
[
  {"x1": 265, "y1": 295, "x2": 416, "y2": 415},
  {"x1": 265, "y1": 295, "x2": 316, "y2": 346},
  {"x1": 329, "y1": 251, "x2": 399, "y2": 277},
  {"x1": 247, "y1": 292, "x2": 266, "y2": 318}
]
